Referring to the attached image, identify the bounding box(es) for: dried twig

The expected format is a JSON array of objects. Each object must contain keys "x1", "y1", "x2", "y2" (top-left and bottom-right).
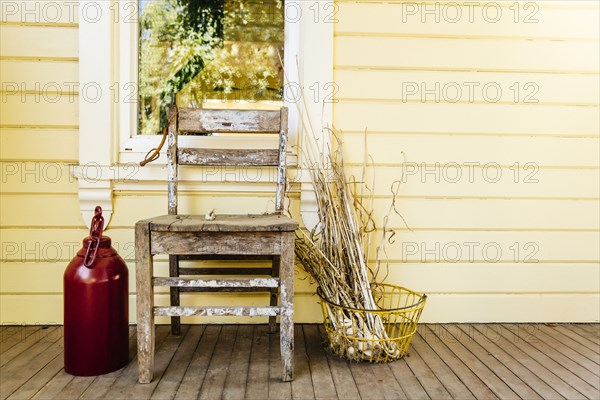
[{"x1": 280, "y1": 52, "x2": 407, "y2": 359}]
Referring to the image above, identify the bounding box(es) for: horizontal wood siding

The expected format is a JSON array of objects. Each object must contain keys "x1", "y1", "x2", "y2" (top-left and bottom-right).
[
  {"x1": 0, "y1": 15, "x2": 82, "y2": 324},
  {"x1": 1, "y1": 0, "x2": 598, "y2": 324},
  {"x1": 332, "y1": 0, "x2": 600, "y2": 322}
]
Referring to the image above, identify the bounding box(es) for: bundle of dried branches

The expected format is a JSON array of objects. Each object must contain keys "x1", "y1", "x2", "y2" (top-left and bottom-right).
[{"x1": 294, "y1": 122, "x2": 404, "y2": 359}]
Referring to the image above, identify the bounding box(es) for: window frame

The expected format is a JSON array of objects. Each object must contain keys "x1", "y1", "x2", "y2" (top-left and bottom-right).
[
  {"x1": 75, "y1": 0, "x2": 333, "y2": 227},
  {"x1": 119, "y1": 0, "x2": 292, "y2": 160}
]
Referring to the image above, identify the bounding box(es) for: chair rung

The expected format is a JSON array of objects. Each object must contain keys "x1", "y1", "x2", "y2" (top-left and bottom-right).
[
  {"x1": 153, "y1": 277, "x2": 279, "y2": 289},
  {"x1": 179, "y1": 287, "x2": 276, "y2": 293},
  {"x1": 154, "y1": 306, "x2": 280, "y2": 317},
  {"x1": 178, "y1": 267, "x2": 273, "y2": 276}
]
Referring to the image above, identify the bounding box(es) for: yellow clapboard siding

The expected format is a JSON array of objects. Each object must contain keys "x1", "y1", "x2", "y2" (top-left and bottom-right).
[
  {"x1": 1, "y1": 162, "x2": 78, "y2": 193},
  {"x1": 333, "y1": 102, "x2": 599, "y2": 136},
  {"x1": 0, "y1": 293, "x2": 322, "y2": 325},
  {"x1": 1, "y1": 261, "x2": 316, "y2": 294},
  {"x1": 15, "y1": 228, "x2": 303, "y2": 262},
  {"x1": 336, "y1": 2, "x2": 600, "y2": 39},
  {"x1": 0, "y1": 0, "x2": 80, "y2": 24},
  {"x1": 2, "y1": 194, "x2": 597, "y2": 230},
  {"x1": 362, "y1": 230, "x2": 600, "y2": 263},
  {"x1": 334, "y1": 69, "x2": 600, "y2": 105},
  {"x1": 0, "y1": 59, "x2": 78, "y2": 87},
  {"x1": 3, "y1": 250, "x2": 598, "y2": 294},
  {"x1": 365, "y1": 197, "x2": 600, "y2": 230},
  {"x1": 421, "y1": 293, "x2": 600, "y2": 323},
  {"x1": 1, "y1": 95, "x2": 78, "y2": 127},
  {"x1": 0, "y1": 193, "x2": 285, "y2": 228},
  {"x1": 344, "y1": 165, "x2": 600, "y2": 198},
  {"x1": 374, "y1": 263, "x2": 600, "y2": 294},
  {"x1": 2, "y1": 0, "x2": 599, "y2": 325},
  {"x1": 0, "y1": 227, "x2": 294, "y2": 263},
  {"x1": 1, "y1": 293, "x2": 598, "y2": 324},
  {"x1": 0, "y1": 194, "x2": 83, "y2": 227},
  {"x1": 340, "y1": 134, "x2": 600, "y2": 166},
  {"x1": 109, "y1": 193, "x2": 302, "y2": 228},
  {"x1": 0, "y1": 228, "x2": 134, "y2": 263},
  {"x1": 2, "y1": 227, "x2": 598, "y2": 264},
  {"x1": 0, "y1": 128, "x2": 78, "y2": 161},
  {"x1": 0, "y1": 25, "x2": 78, "y2": 58},
  {"x1": 335, "y1": 36, "x2": 599, "y2": 72},
  {"x1": 164, "y1": 164, "x2": 284, "y2": 184}
]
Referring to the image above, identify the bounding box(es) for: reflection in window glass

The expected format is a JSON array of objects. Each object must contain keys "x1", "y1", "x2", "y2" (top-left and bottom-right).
[{"x1": 138, "y1": 0, "x2": 284, "y2": 135}]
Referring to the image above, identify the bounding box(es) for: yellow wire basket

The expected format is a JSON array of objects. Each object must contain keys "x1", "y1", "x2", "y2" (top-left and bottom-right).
[{"x1": 318, "y1": 284, "x2": 427, "y2": 362}]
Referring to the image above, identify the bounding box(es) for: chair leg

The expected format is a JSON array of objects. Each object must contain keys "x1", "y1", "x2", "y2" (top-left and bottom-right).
[
  {"x1": 168, "y1": 255, "x2": 181, "y2": 335},
  {"x1": 135, "y1": 222, "x2": 155, "y2": 384},
  {"x1": 269, "y1": 255, "x2": 280, "y2": 334},
  {"x1": 280, "y1": 232, "x2": 294, "y2": 382}
]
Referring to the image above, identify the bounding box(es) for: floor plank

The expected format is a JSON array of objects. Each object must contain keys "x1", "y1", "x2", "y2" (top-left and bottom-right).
[
  {"x1": 505, "y1": 325, "x2": 600, "y2": 390},
  {"x1": 371, "y1": 363, "x2": 408, "y2": 400},
  {"x1": 291, "y1": 326, "x2": 317, "y2": 400},
  {"x1": 323, "y1": 355, "x2": 360, "y2": 400},
  {"x1": 0, "y1": 328, "x2": 62, "y2": 399},
  {"x1": 12, "y1": 326, "x2": 131, "y2": 400},
  {"x1": 303, "y1": 325, "x2": 337, "y2": 400},
  {"x1": 495, "y1": 324, "x2": 599, "y2": 399},
  {"x1": 0, "y1": 329, "x2": 17, "y2": 343},
  {"x1": 197, "y1": 325, "x2": 237, "y2": 400},
  {"x1": 534, "y1": 325, "x2": 600, "y2": 374},
  {"x1": 411, "y1": 331, "x2": 475, "y2": 400},
  {"x1": 245, "y1": 325, "x2": 270, "y2": 400},
  {"x1": 151, "y1": 325, "x2": 205, "y2": 400},
  {"x1": 0, "y1": 326, "x2": 35, "y2": 341},
  {"x1": 0, "y1": 327, "x2": 39, "y2": 353},
  {"x1": 0, "y1": 327, "x2": 54, "y2": 366},
  {"x1": 578, "y1": 324, "x2": 600, "y2": 335},
  {"x1": 222, "y1": 325, "x2": 252, "y2": 400},
  {"x1": 474, "y1": 324, "x2": 584, "y2": 400},
  {"x1": 428, "y1": 325, "x2": 518, "y2": 399},
  {"x1": 126, "y1": 325, "x2": 191, "y2": 400},
  {"x1": 572, "y1": 325, "x2": 600, "y2": 345},
  {"x1": 53, "y1": 376, "x2": 94, "y2": 400},
  {"x1": 538, "y1": 325, "x2": 600, "y2": 361},
  {"x1": 30, "y1": 368, "x2": 75, "y2": 399},
  {"x1": 349, "y1": 358, "x2": 387, "y2": 399},
  {"x1": 101, "y1": 326, "x2": 173, "y2": 400},
  {"x1": 387, "y1": 355, "x2": 430, "y2": 399},
  {"x1": 6, "y1": 353, "x2": 63, "y2": 400},
  {"x1": 446, "y1": 324, "x2": 543, "y2": 400},
  {"x1": 0, "y1": 323, "x2": 598, "y2": 400},
  {"x1": 553, "y1": 325, "x2": 600, "y2": 355},
  {"x1": 403, "y1": 335, "x2": 453, "y2": 400},
  {"x1": 466, "y1": 325, "x2": 563, "y2": 400},
  {"x1": 174, "y1": 325, "x2": 221, "y2": 400},
  {"x1": 419, "y1": 325, "x2": 496, "y2": 400}
]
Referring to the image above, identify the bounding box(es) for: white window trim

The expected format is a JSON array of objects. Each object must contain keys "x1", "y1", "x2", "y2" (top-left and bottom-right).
[{"x1": 75, "y1": 0, "x2": 332, "y2": 228}]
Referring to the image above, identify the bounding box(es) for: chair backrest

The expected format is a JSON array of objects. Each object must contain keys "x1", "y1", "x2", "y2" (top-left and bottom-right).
[{"x1": 166, "y1": 106, "x2": 289, "y2": 216}]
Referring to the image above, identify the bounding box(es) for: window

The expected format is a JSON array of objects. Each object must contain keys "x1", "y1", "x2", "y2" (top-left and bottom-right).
[
  {"x1": 75, "y1": 0, "x2": 332, "y2": 227},
  {"x1": 138, "y1": 0, "x2": 285, "y2": 135}
]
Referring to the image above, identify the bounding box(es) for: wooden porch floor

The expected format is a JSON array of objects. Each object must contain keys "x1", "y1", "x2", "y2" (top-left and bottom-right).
[{"x1": 0, "y1": 324, "x2": 598, "y2": 399}]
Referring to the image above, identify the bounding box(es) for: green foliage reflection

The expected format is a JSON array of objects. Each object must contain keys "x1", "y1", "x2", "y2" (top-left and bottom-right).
[{"x1": 139, "y1": 0, "x2": 284, "y2": 135}]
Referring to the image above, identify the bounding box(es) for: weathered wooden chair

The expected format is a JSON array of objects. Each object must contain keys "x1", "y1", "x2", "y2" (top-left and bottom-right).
[{"x1": 135, "y1": 106, "x2": 297, "y2": 383}]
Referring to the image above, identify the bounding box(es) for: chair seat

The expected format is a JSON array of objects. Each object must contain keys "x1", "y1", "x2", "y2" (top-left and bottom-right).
[{"x1": 147, "y1": 213, "x2": 298, "y2": 233}]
